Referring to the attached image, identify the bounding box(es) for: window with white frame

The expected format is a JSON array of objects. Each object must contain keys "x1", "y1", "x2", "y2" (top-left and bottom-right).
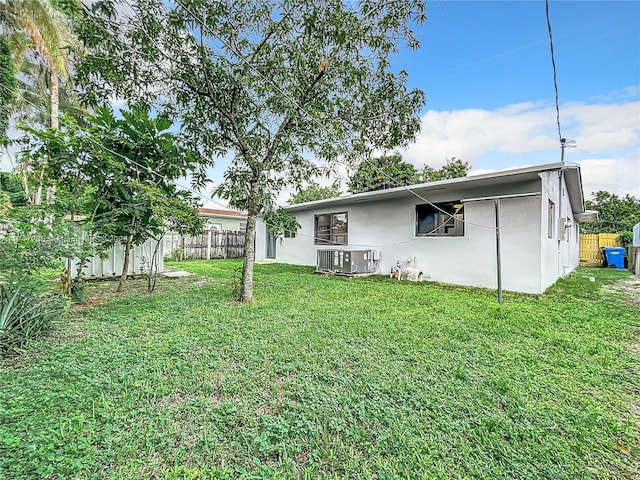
[
  {"x1": 416, "y1": 202, "x2": 464, "y2": 237},
  {"x1": 314, "y1": 212, "x2": 348, "y2": 245}
]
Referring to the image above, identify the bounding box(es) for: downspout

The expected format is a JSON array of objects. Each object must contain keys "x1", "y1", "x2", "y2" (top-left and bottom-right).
[{"x1": 495, "y1": 199, "x2": 502, "y2": 304}]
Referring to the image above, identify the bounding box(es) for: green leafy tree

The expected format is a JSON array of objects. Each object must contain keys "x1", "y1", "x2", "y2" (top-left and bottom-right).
[
  {"x1": 71, "y1": 0, "x2": 426, "y2": 302},
  {"x1": 1, "y1": 0, "x2": 81, "y2": 204},
  {"x1": 289, "y1": 181, "x2": 341, "y2": 205},
  {"x1": 0, "y1": 203, "x2": 93, "y2": 284},
  {"x1": 421, "y1": 157, "x2": 470, "y2": 183},
  {"x1": 263, "y1": 208, "x2": 301, "y2": 240},
  {"x1": 582, "y1": 191, "x2": 640, "y2": 234},
  {"x1": 135, "y1": 182, "x2": 204, "y2": 293},
  {"x1": 349, "y1": 154, "x2": 419, "y2": 193},
  {"x1": 20, "y1": 104, "x2": 205, "y2": 292},
  {"x1": 0, "y1": 172, "x2": 27, "y2": 207},
  {"x1": 0, "y1": 0, "x2": 75, "y2": 129}
]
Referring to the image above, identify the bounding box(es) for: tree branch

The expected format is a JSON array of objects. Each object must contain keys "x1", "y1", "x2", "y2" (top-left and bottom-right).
[{"x1": 262, "y1": 69, "x2": 327, "y2": 169}]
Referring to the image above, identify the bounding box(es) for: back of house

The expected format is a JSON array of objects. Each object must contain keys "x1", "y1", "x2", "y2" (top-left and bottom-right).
[{"x1": 256, "y1": 162, "x2": 597, "y2": 294}]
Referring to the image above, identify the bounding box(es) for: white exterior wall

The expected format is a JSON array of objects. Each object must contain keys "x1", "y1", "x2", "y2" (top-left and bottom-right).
[
  {"x1": 257, "y1": 191, "x2": 547, "y2": 293},
  {"x1": 539, "y1": 171, "x2": 581, "y2": 292},
  {"x1": 255, "y1": 165, "x2": 588, "y2": 294}
]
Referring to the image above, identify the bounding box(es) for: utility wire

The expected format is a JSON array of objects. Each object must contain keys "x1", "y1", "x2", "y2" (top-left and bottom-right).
[
  {"x1": 62, "y1": 0, "x2": 481, "y2": 231},
  {"x1": 545, "y1": 0, "x2": 563, "y2": 145},
  {"x1": 0, "y1": 80, "x2": 544, "y2": 248},
  {"x1": 0, "y1": 82, "x2": 378, "y2": 245},
  {"x1": 3, "y1": 0, "x2": 550, "y2": 248},
  {"x1": 140, "y1": 0, "x2": 495, "y2": 230},
  {"x1": 85, "y1": 0, "x2": 501, "y2": 231}
]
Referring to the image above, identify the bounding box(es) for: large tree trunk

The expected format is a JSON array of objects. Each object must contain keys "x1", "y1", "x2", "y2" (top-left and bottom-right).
[
  {"x1": 240, "y1": 212, "x2": 258, "y2": 303},
  {"x1": 117, "y1": 235, "x2": 133, "y2": 293},
  {"x1": 33, "y1": 64, "x2": 59, "y2": 205}
]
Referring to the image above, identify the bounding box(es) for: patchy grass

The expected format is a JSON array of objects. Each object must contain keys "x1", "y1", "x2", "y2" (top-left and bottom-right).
[{"x1": 1, "y1": 262, "x2": 638, "y2": 479}]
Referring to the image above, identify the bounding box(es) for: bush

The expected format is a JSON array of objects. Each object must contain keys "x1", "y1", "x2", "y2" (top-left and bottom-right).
[
  {"x1": 617, "y1": 231, "x2": 633, "y2": 246},
  {"x1": 164, "y1": 249, "x2": 191, "y2": 262},
  {"x1": 0, "y1": 284, "x2": 65, "y2": 355}
]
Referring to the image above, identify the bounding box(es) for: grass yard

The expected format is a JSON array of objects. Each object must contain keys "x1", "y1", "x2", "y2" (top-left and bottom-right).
[{"x1": 1, "y1": 261, "x2": 639, "y2": 479}]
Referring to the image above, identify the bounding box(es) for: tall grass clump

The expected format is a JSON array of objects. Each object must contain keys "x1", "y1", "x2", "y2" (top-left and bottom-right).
[{"x1": 0, "y1": 284, "x2": 65, "y2": 355}]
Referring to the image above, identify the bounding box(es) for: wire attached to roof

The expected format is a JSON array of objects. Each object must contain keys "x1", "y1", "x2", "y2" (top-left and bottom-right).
[{"x1": 546, "y1": 0, "x2": 576, "y2": 161}]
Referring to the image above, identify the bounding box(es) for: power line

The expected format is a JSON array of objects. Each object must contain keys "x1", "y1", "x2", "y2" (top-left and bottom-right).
[
  {"x1": 0, "y1": 82, "x2": 372, "y2": 245},
  {"x1": 139, "y1": 0, "x2": 495, "y2": 230},
  {"x1": 59, "y1": 0, "x2": 484, "y2": 232},
  {"x1": 3, "y1": 0, "x2": 552, "y2": 249},
  {"x1": 1, "y1": 80, "x2": 545, "y2": 249},
  {"x1": 545, "y1": 0, "x2": 562, "y2": 143}
]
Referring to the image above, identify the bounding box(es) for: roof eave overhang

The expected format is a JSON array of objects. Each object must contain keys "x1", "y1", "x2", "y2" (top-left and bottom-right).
[
  {"x1": 574, "y1": 210, "x2": 599, "y2": 223},
  {"x1": 285, "y1": 162, "x2": 586, "y2": 213}
]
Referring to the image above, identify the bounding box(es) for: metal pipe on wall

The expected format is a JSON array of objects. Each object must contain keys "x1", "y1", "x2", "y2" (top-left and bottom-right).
[{"x1": 495, "y1": 199, "x2": 502, "y2": 304}]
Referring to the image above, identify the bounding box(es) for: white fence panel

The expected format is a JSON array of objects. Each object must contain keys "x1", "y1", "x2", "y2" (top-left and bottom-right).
[{"x1": 71, "y1": 238, "x2": 163, "y2": 279}]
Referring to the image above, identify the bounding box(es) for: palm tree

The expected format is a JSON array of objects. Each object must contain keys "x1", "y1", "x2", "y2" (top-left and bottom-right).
[
  {"x1": 1, "y1": 0, "x2": 76, "y2": 203},
  {"x1": 1, "y1": 0, "x2": 73, "y2": 126}
]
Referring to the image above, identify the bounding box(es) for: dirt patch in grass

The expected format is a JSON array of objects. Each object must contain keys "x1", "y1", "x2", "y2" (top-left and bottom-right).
[
  {"x1": 156, "y1": 393, "x2": 190, "y2": 409},
  {"x1": 603, "y1": 277, "x2": 640, "y2": 307},
  {"x1": 72, "y1": 298, "x2": 107, "y2": 309},
  {"x1": 74, "y1": 274, "x2": 225, "y2": 306}
]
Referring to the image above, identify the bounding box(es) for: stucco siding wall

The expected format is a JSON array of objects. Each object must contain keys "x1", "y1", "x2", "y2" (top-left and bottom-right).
[
  {"x1": 260, "y1": 190, "x2": 545, "y2": 293},
  {"x1": 539, "y1": 171, "x2": 581, "y2": 292},
  {"x1": 203, "y1": 216, "x2": 246, "y2": 232}
]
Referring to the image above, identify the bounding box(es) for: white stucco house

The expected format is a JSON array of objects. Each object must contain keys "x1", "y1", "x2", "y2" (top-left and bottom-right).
[
  {"x1": 255, "y1": 162, "x2": 597, "y2": 294},
  {"x1": 198, "y1": 207, "x2": 247, "y2": 232}
]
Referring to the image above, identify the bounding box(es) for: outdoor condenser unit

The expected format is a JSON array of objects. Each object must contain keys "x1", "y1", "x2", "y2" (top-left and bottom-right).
[{"x1": 317, "y1": 250, "x2": 376, "y2": 274}]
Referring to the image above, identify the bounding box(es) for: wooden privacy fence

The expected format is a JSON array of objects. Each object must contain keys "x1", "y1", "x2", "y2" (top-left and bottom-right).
[
  {"x1": 164, "y1": 230, "x2": 245, "y2": 260},
  {"x1": 580, "y1": 233, "x2": 622, "y2": 266}
]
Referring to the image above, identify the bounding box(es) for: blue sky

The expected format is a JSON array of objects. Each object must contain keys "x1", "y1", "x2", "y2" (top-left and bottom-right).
[
  {"x1": 208, "y1": 0, "x2": 639, "y2": 206},
  {"x1": 386, "y1": 0, "x2": 639, "y2": 200},
  {"x1": 2, "y1": 0, "x2": 638, "y2": 205},
  {"x1": 401, "y1": 1, "x2": 639, "y2": 111}
]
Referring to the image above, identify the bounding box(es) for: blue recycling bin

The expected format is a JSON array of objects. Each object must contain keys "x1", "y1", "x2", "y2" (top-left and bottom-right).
[{"x1": 602, "y1": 247, "x2": 626, "y2": 269}]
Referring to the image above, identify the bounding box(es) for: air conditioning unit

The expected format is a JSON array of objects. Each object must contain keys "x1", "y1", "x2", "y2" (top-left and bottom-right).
[{"x1": 317, "y1": 250, "x2": 375, "y2": 274}]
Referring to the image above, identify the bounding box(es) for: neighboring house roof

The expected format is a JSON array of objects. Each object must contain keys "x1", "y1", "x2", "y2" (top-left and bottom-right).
[
  {"x1": 198, "y1": 207, "x2": 247, "y2": 219},
  {"x1": 286, "y1": 162, "x2": 588, "y2": 215}
]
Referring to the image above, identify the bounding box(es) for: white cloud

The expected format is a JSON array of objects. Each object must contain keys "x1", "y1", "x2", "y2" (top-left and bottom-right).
[
  {"x1": 563, "y1": 102, "x2": 640, "y2": 151},
  {"x1": 399, "y1": 98, "x2": 640, "y2": 197},
  {"x1": 578, "y1": 157, "x2": 640, "y2": 199},
  {"x1": 401, "y1": 102, "x2": 559, "y2": 168},
  {"x1": 3, "y1": 93, "x2": 638, "y2": 203}
]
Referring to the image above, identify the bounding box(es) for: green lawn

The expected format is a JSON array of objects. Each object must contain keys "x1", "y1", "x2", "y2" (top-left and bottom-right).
[{"x1": 1, "y1": 261, "x2": 638, "y2": 479}]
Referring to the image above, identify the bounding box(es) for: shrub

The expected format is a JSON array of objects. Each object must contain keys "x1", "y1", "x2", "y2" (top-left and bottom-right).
[
  {"x1": 71, "y1": 277, "x2": 88, "y2": 304},
  {"x1": 617, "y1": 230, "x2": 633, "y2": 246},
  {"x1": 0, "y1": 284, "x2": 65, "y2": 355}
]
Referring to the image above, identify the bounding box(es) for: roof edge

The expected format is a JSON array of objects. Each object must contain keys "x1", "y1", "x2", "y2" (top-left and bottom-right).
[{"x1": 286, "y1": 162, "x2": 581, "y2": 211}]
